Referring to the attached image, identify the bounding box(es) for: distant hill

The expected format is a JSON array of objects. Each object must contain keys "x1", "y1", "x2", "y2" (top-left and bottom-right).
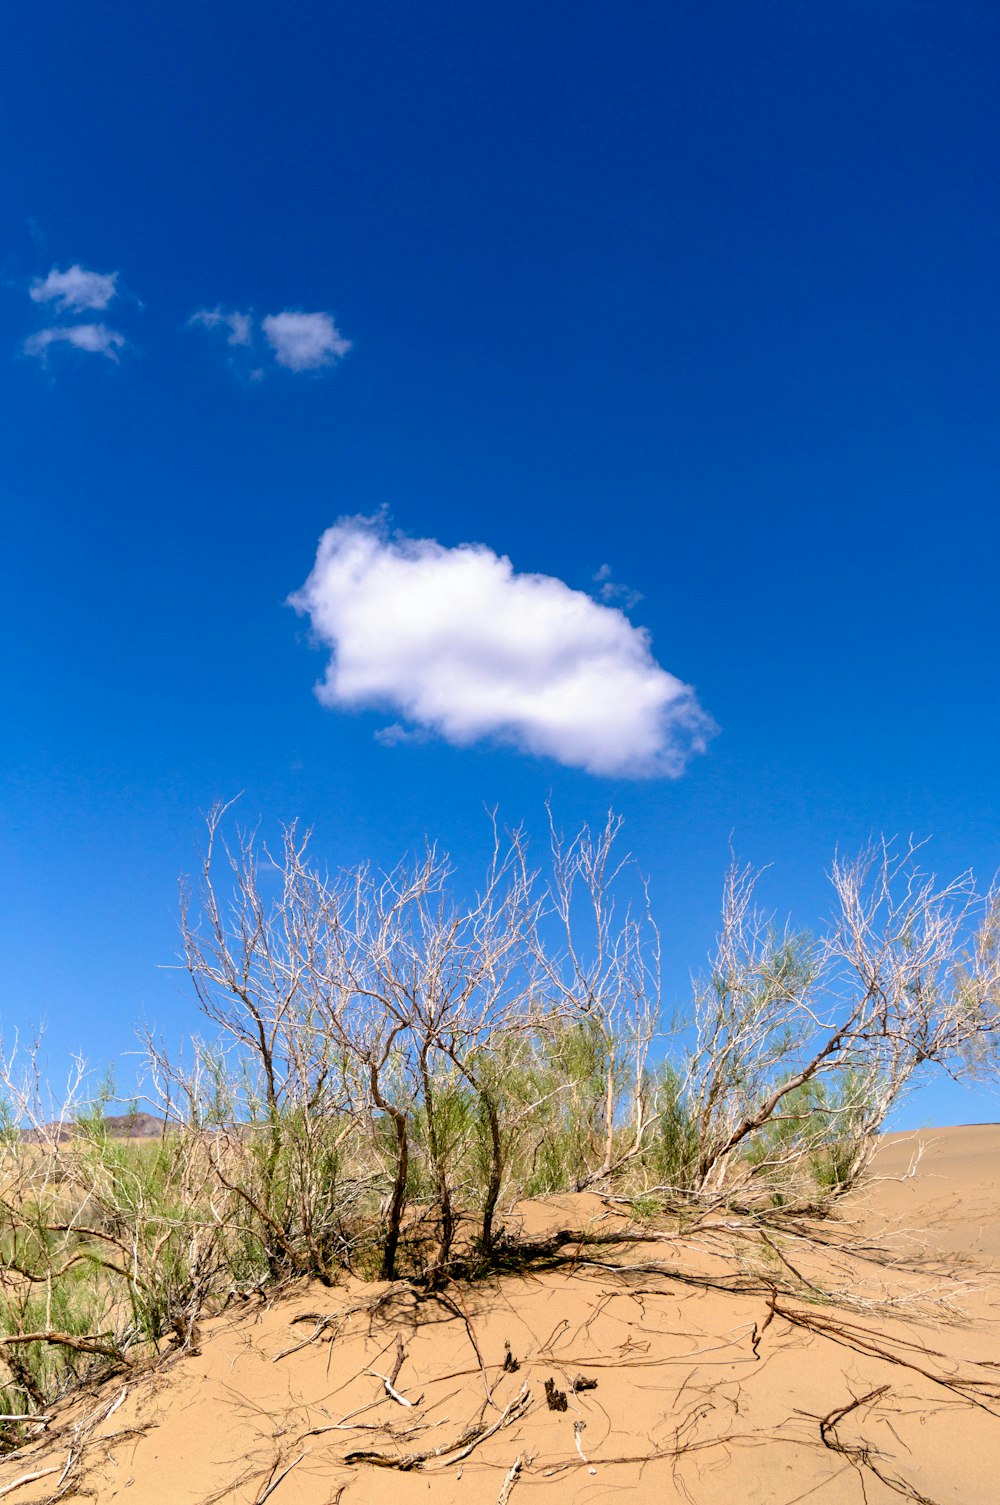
[
  {"x1": 102, "y1": 1111, "x2": 168, "y2": 1138},
  {"x1": 22, "y1": 1111, "x2": 168, "y2": 1143}
]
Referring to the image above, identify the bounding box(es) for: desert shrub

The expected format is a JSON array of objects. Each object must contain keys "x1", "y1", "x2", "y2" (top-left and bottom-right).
[
  {"x1": 683, "y1": 849, "x2": 1000, "y2": 1198},
  {"x1": 1, "y1": 818, "x2": 997, "y2": 1416},
  {"x1": 0, "y1": 1265, "x2": 114, "y2": 1422},
  {"x1": 163, "y1": 817, "x2": 1000, "y2": 1257},
  {"x1": 512, "y1": 1020, "x2": 613, "y2": 1197},
  {"x1": 644, "y1": 1064, "x2": 700, "y2": 1190}
]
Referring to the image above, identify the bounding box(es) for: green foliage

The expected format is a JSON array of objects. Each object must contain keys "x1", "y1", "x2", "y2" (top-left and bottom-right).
[
  {"x1": 744, "y1": 1080, "x2": 831, "y2": 1169},
  {"x1": 18, "y1": 819, "x2": 982, "y2": 1421},
  {"x1": 512, "y1": 1019, "x2": 615, "y2": 1196},
  {"x1": 646, "y1": 1065, "x2": 699, "y2": 1189},
  {"x1": 807, "y1": 1073, "x2": 870, "y2": 1198},
  {"x1": 737, "y1": 1073, "x2": 872, "y2": 1204},
  {"x1": 0, "y1": 1263, "x2": 114, "y2": 1428},
  {"x1": 0, "y1": 1040, "x2": 879, "y2": 1422}
]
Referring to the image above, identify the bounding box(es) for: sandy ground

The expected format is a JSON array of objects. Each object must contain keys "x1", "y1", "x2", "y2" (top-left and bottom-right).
[{"x1": 3, "y1": 1126, "x2": 1000, "y2": 1505}]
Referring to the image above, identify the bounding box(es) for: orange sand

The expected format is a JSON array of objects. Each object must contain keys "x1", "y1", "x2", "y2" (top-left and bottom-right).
[{"x1": 3, "y1": 1125, "x2": 1000, "y2": 1504}]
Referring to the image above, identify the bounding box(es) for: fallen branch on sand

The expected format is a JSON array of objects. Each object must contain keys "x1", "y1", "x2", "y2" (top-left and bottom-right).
[
  {"x1": 0, "y1": 1384, "x2": 141, "y2": 1503},
  {"x1": 0, "y1": 1465, "x2": 62, "y2": 1499},
  {"x1": 497, "y1": 1452, "x2": 529, "y2": 1503},
  {"x1": 367, "y1": 1369, "x2": 423, "y2": 1407},
  {"x1": 273, "y1": 1286, "x2": 418, "y2": 1363},
  {"x1": 815, "y1": 1386, "x2": 941, "y2": 1505},
  {"x1": 343, "y1": 1383, "x2": 530, "y2": 1471},
  {"x1": 254, "y1": 1451, "x2": 308, "y2": 1504},
  {"x1": 0, "y1": 1332, "x2": 122, "y2": 1363},
  {"x1": 776, "y1": 1302, "x2": 1000, "y2": 1415},
  {"x1": 365, "y1": 1331, "x2": 424, "y2": 1406},
  {"x1": 819, "y1": 1385, "x2": 890, "y2": 1453}
]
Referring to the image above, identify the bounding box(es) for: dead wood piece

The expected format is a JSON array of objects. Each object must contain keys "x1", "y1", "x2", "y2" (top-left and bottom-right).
[
  {"x1": 497, "y1": 1452, "x2": 528, "y2": 1504},
  {"x1": 750, "y1": 1290, "x2": 777, "y2": 1360},
  {"x1": 818, "y1": 1386, "x2": 890, "y2": 1453},
  {"x1": 543, "y1": 1379, "x2": 567, "y2": 1412},
  {"x1": 366, "y1": 1368, "x2": 423, "y2": 1408},
  {"x1": 98, "y1": 1388, "x2": 128, "y2": 1425},
  {"x1": 501, "y1": 1342, "x2": 520, "y2": 1374},
  {"x1": 815, "y1": 1386, "x2": 941, "y2": 1505},
  {"x1": 389, "y1": 1334, "x2": 406, "y2": 1386},
  {"x1": 0, "y1": 1465, "x2": 61, "y2": 1499},
  {"x1": 571, "y1": 1375, "x2": 597, "y2": 1393},
  {"x1": 343, "y1": 1383, "x2": 529, "y2": 1471},
  {"x1": 777, "y1": 1301, "x2": 1000, "y2": 1415},
  {"x1": 272, "y1": 1318, "x2": 331, "y2": 1363},
  {"x1": 573, "y1": 1420, "x2": 588, "y2": 1463},
  {"x1": 0, "y1": 1331, "x2": 122, "y2": 1363},
  {"x1": 54, "y1": 1448, "x2": 75, "y2": 1492},
  {"x1": 277, "y1": 1287, "x2": 417, "y2": 1363},
  {"x1": 255, "y1": 1451, "x2": 308, "y2": 1504}
]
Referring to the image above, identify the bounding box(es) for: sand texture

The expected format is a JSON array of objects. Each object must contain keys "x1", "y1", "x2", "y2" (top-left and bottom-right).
[{"x1": 3, "y1": 1125, "x2": 1000, "y2": 1504}]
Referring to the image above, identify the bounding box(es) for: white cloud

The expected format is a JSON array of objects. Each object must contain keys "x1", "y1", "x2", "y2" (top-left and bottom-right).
[
  {"x1": 374, "y1": 722, "x2": 432, "y2": 747},
  {"x1": 23, "y1": 324, "x2": 126, "y2": 362},
  {"x1": 30, "y1": 264, "x2": 118, "y2": 314},
  {"x1": 291, "y1": 518, "x2": 715, "y2": 778},
  {"x1": 594, "y1": 563, "x2": 643, "y2": 610},
  {"x1": 262, "y1": 311, "x2": 351, "y2": 372},
  {"x1": 188, "y1": 307, "x2": 253, "y2": 346}
]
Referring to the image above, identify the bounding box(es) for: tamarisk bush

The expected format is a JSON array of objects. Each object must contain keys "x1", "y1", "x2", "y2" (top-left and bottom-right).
[
  {"x1": 160, "y1": 811, "x2": 1000, "y2": 1269},
  {"x1": 685, "y1": 842, "x2": 1000, "y2": 1199},
  {"x1": 1, "y1": 813, "x2": 997, "y2": 1424}
]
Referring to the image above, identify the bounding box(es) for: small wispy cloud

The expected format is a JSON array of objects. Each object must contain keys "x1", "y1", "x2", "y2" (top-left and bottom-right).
[
  {"x1": 261, "y1": 311, "x2": 351, "y2": 372},
  {"x1": 189, "y1": 306, "x2": 351, "y2": 377},
  {"x1": 291, "y1": 516, "x2": 715, "y2": 778},
  {"x1": 188, "y1": 307, "x2": 253, "y2": 347},
  {"x1": 374, "y1": 722, "x2": 432, "y2": 747},
  {"x1": 23, "y1": 324, "x2": 127, "y2": 362},
  {"x1": 29, "y1": 264, "x2": 118, "y2": 314},
  {"x1": 593, "y1": 563, "x2": 644, "y2": 610}
]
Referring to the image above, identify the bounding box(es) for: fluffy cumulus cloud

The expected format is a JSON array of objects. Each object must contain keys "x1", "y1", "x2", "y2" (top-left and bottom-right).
[
  {"x1": 23, "y1": 324, "x2": 126, "y2": 362},
  {"x1": 262, "y1": 311, "x2": 351, "y2": 372},
  {"x1": 29, "y1": 264, "x2": 118, "y2": 313},
  {"x1": 291, "y1": 518, "x2": 715, "y2": 777}
]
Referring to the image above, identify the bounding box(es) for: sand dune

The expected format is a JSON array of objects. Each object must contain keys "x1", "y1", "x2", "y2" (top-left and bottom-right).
[{"x1": 3, "y1": 1125, "x2": 1000, "y2": 1504}]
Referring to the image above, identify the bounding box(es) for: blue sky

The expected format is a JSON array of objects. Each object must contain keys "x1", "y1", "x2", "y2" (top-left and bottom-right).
[{"x1": 1, "y1": 2, "x2": 998, "y2": 1125}]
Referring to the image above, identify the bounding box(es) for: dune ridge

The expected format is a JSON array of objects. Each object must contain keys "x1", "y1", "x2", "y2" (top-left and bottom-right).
[{"x1": 1, "y1": 1123, "x2": 999, "y2": 1504}]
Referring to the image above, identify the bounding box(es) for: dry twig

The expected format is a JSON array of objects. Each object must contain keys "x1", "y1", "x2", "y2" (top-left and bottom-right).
[
  {"x1": 344, "y1": 1383, "x2": 530, "y2": 1471},
  {"x1": 497, "y1": 1452, "x2": 528, "y2": 1503}
]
